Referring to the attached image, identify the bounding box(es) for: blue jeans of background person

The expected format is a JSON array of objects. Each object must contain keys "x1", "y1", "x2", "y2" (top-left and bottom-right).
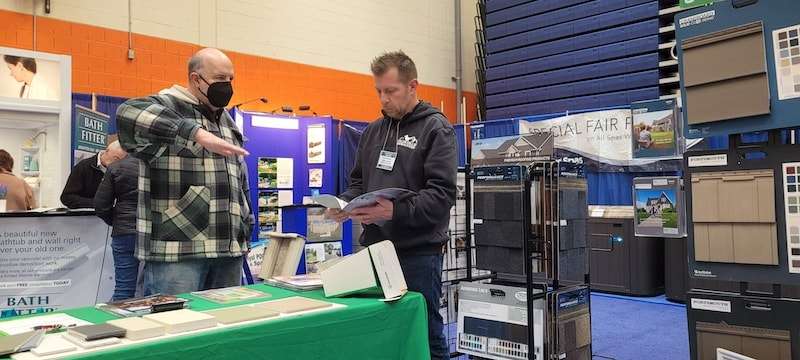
[
  {"x1": 399, "y1": 253, "x2": 447, "y2": 360},
  {"x1": 143, "y1": 256, "x2": 243, "y2": 296},
  {"x1": 111, "y1": 234, "x2": 140, "y2": 301}
]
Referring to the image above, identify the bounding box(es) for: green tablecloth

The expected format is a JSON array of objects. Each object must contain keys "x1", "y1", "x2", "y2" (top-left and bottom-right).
[{"x1": 1, "y1": 285, "x2": 431, "y2": 360}]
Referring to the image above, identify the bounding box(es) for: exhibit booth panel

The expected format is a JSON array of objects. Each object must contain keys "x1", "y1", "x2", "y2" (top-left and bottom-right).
[
  {"x1": 0, "y1": 47, "x2": 73, "y2": 208},
  {"x1": 239, "y1": 111, "x2": 352, "y2": 276}
]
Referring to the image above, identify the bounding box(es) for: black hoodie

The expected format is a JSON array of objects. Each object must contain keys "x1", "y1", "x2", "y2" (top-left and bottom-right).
[{"x1": 340, "y1": 101, "x2": 457, "y2": 256}]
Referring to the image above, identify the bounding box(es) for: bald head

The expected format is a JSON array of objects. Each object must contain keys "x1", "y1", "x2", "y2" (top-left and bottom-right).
[
  {"x1": 187, "y1": 48, "x2": 235, "y2": 109},
  {"x1": 187, "y1": 48, "x2": 232, "y2": 76},
  {"x1": 100, "y1": 140, "x2": 127, "y2": 167}
]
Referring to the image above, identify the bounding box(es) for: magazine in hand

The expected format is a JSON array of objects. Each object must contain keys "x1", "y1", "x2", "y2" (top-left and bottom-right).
[
  {"x1": 96, "y1": 294, "x2": 189, "y2": 317},
  {"x1": 311, "y1": 188, "x2": 416, "y2": 213}
]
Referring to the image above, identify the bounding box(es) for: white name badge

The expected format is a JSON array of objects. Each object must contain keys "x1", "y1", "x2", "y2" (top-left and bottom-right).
[{"x1": 377, "y1": 150, "x2": 397, "y2": 171}]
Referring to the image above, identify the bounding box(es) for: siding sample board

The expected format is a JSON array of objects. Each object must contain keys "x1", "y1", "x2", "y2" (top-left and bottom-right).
[{"x1": 691, "y1": 170, "x2": 778, "y2": 265}]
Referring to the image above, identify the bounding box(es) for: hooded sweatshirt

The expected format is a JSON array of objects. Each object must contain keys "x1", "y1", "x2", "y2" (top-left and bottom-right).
[{"x1": 340, "y1": 101, "x2": 457, "y2": 256}]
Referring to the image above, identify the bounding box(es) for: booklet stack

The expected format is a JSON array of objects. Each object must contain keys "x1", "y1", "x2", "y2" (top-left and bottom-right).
[
  {"x1": 264, "y1": 274, "x2": 323, "y2": 291},
  {"x1": 96, "y1": 294, "x2": 189, "y2": 317}
]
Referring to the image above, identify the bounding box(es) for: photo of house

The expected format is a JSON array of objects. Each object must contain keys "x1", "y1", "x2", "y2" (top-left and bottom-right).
[
  {"x1": 644, "y1": 191, "x2": 674, "y2": 215},
  {"x1": 471, "y1": 133, "x2": 553, "y2": 166},
  {"x1": 635, "y1": 189, "x2": 678, "y2": 230},
  {"x1": 631, "y1": 99, "x2": 678, "y2": 159}
]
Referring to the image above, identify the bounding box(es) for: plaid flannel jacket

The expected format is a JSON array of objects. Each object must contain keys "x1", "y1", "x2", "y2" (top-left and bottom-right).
[{"x1": 116, "y1": 85, "x2": 254, "y2": 262}]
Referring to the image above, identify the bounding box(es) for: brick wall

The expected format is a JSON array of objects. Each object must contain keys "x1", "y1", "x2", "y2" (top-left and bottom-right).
[{"x1": 0, "y1": 9, "x2": 477, "y2": 122}]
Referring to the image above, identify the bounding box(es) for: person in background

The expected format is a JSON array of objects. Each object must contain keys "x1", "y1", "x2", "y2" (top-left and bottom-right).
[
  {"x1": 3, "y1": 55, "x2": 56, "y2": 101},
  {"x1": 0, "y1": 149, "x2": 36, "y2": 211},
  {"x1": 327, "y1": 50, "x2": 457, "y2": 360},
  {"x1": 116, "y1": 48, "x2": 253, "y2": 295},
  {"x1": 94, "y1": 155, "x2": 140, "y2": 301},
  {"x1": 60, "y1": 141, "x2": 127, "y2": 209},
  {"x1": 637, "y1": 125, "x2": 653, "y2": 149}
]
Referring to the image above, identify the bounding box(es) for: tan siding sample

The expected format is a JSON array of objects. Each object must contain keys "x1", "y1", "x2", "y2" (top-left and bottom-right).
[
  {"x1": 683, "y1": 22, "x2": 770, "y2": 124},
  {"x1": 682, "y1": 26, "x2": 767, "y2": 87},
  {"x1": 708, "y1": 224, "x2": 735, "y2": 263},
  {"x1": 694, "y1": 224, "x2": 711, "y2": 261},
  {"x1": 756, "y1": 175, "x2": 776, "y2": 221},
  {"x1": 691, "y1": 170, "x2": 777, "y2": 265},
  {"x1": 685, "y1": 76, "x2": 771, "y2": 125},
  {"x1": 692, "y1": 176, "x2": 720, "y2": 222},
  {"x1": 733, "y1": 224, "x2": 778, "y2": 265},
  {"x1": 719, "y1": 176, "x2": 759, "y2": 222}
]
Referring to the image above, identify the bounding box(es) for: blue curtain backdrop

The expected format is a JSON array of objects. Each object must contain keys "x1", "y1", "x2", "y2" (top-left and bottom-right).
[{"x1": 337, "y1": 121, "x2": 369, "y2": 195}]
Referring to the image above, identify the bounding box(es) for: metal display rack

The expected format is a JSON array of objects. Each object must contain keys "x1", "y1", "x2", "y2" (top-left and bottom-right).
[
  {"x1": 455, "y1": 160, "x2": 591, "y2": 360},
  {"x1": 443, "y1": 166, "x2": 494, "y2": 358}
]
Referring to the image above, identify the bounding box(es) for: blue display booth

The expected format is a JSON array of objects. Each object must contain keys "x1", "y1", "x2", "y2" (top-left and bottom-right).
[{"x1": 238, "y1": 110, "x2": 353, "y2": 276}]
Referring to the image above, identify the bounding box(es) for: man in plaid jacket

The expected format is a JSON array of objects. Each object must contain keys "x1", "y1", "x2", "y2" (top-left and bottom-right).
[{"x1": 116, "y1": 48, "x2": 253, "y2": 295}]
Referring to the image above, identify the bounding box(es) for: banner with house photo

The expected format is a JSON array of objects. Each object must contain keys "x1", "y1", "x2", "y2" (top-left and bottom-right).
[{"x1": 514, "y1": 109, "x2": 683, "y2": 172}]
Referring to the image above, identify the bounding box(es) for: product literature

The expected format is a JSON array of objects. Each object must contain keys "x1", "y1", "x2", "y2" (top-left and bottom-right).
[
  {"x1": 254, "y1": 296, "x2": 333, "y2": 314},
  {"x1": 205, "y1": 306, "x2": 279, "y2": 325},
  {"x1": 320, "y1": 240, "x2": 407, "y2": 301},
  {"x1": 191, "y1": 287, "x2": 271, "y2": 304},
  {"x1": 312, "y1": 188, "x2": 416, "y2": 213},
  {"x1": 307, "y1": 124, "x2": 326, "y2": 164},
  {"x1": 143, "y1": 309, "x2": 217, "y2": 334},
  {"x1": 0, "y1": 330, "x2": 44, "y2": 356},
  {"x1": 67, "y1": 323, "x2": 126, "y2": 341},
  {"x1": 265, "y1": 274, "x2": 323, "y2": 291},
  {"x1": 96, "y1": 294, "x2": 188, "y2": 317},
  {"x1": 29, "y1": 335, "x2": 76, "y2": 357},
  {"x1": 633, "y1": 176, "x2": 686, "y2": 238},
  {"x1": 107, "y1": 317, "x2": 166, "y2": 341},
  {"x1": 258, "y1": 232, "x2": 305, "y2": 280},
  {"x1": 631, "y1": 99, "x2": 680, "y2": 159},
  {"x1": 309, "y1": 168, "x2": 323, "y2": 188},
  {"x1": 0, "y1": 314, "x2": 90, "y2": 336},
  {"x1": 62, "y1": 333, "x2": 121, "y2": 349},
  {"x1": 306, "y1": 208, "x2": 342, "y2": 242}
]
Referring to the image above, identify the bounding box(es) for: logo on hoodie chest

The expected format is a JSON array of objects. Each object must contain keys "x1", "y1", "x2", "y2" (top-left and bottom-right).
[{"x1": 397, "y1": 134, "x2": 418, "y2": 150}]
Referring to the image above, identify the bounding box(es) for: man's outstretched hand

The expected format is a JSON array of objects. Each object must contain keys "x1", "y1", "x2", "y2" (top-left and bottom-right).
[{"x1": 195, "y1": 128, "x2": 249, "y2": 157}]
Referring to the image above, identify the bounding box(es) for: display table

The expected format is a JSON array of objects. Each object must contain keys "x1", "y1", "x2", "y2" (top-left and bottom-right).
[{"x1": 0, "y1": 284, "x2": 430, "y2": 360}]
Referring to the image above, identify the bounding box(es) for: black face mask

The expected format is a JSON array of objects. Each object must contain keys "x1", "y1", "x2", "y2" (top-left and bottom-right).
[{"x1": 197, "y1": 74, "x2": 233, "y2": 108}]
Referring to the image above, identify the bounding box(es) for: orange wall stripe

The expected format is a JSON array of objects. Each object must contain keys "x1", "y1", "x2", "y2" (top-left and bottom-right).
[{"x1": 0, "y1": 9, "x2": 477, "y2": 123}]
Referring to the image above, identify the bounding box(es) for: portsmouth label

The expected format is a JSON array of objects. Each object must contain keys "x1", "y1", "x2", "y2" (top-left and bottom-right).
[
  {"x1": 688, "y1": 154, "x2": 727, "y2": 167},
  {"x1": 691, "y1": 298, "x2": 731, "y2": 313},
  {"x1": 679, "y1": 10, "x2": 715, "y2": 29}
]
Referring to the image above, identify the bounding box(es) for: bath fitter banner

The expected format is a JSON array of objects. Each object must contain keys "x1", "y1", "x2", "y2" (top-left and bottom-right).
[
  {"x1": 73, "y1": 105, "x2": 110, "y2": 165},
  {"x1": 516, "y1": 109, "x2": 682, "y2": 171},
  {"x1": 0, "y1": 216, "x2": 115, "y2": 317}
]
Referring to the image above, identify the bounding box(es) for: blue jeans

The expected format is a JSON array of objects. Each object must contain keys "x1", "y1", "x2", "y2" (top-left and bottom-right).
[
  {"x1": 111, "y1": 234, "x2": 140, "y2": 301},
  {"x1": 144, "y1": 256, "x2": 243, "y2": 296},
  {"x1": 400, "y1": 254, "x2": 447, "y2": 360}
]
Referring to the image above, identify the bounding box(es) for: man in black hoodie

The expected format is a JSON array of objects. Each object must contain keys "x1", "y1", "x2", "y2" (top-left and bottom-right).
[{"x1": 329, "y1": 51, "x2": 456, "y2": 359}]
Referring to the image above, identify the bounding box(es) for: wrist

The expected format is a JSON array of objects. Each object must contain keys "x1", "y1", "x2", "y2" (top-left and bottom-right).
[
  {"x1": 183, "y1": 123, "x2": 202, "y2": 142},
  {"x1": 194, "y1": 128, "x2": 209, "y2": 143}
]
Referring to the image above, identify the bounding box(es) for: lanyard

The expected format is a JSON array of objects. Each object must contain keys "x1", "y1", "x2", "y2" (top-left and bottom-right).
[
  {"x1": 380, "y1": 119, "x2": 401, "y2": 152},
  {"x1": 377, "y1": 119, "x2": 401, "y2": 171}
]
